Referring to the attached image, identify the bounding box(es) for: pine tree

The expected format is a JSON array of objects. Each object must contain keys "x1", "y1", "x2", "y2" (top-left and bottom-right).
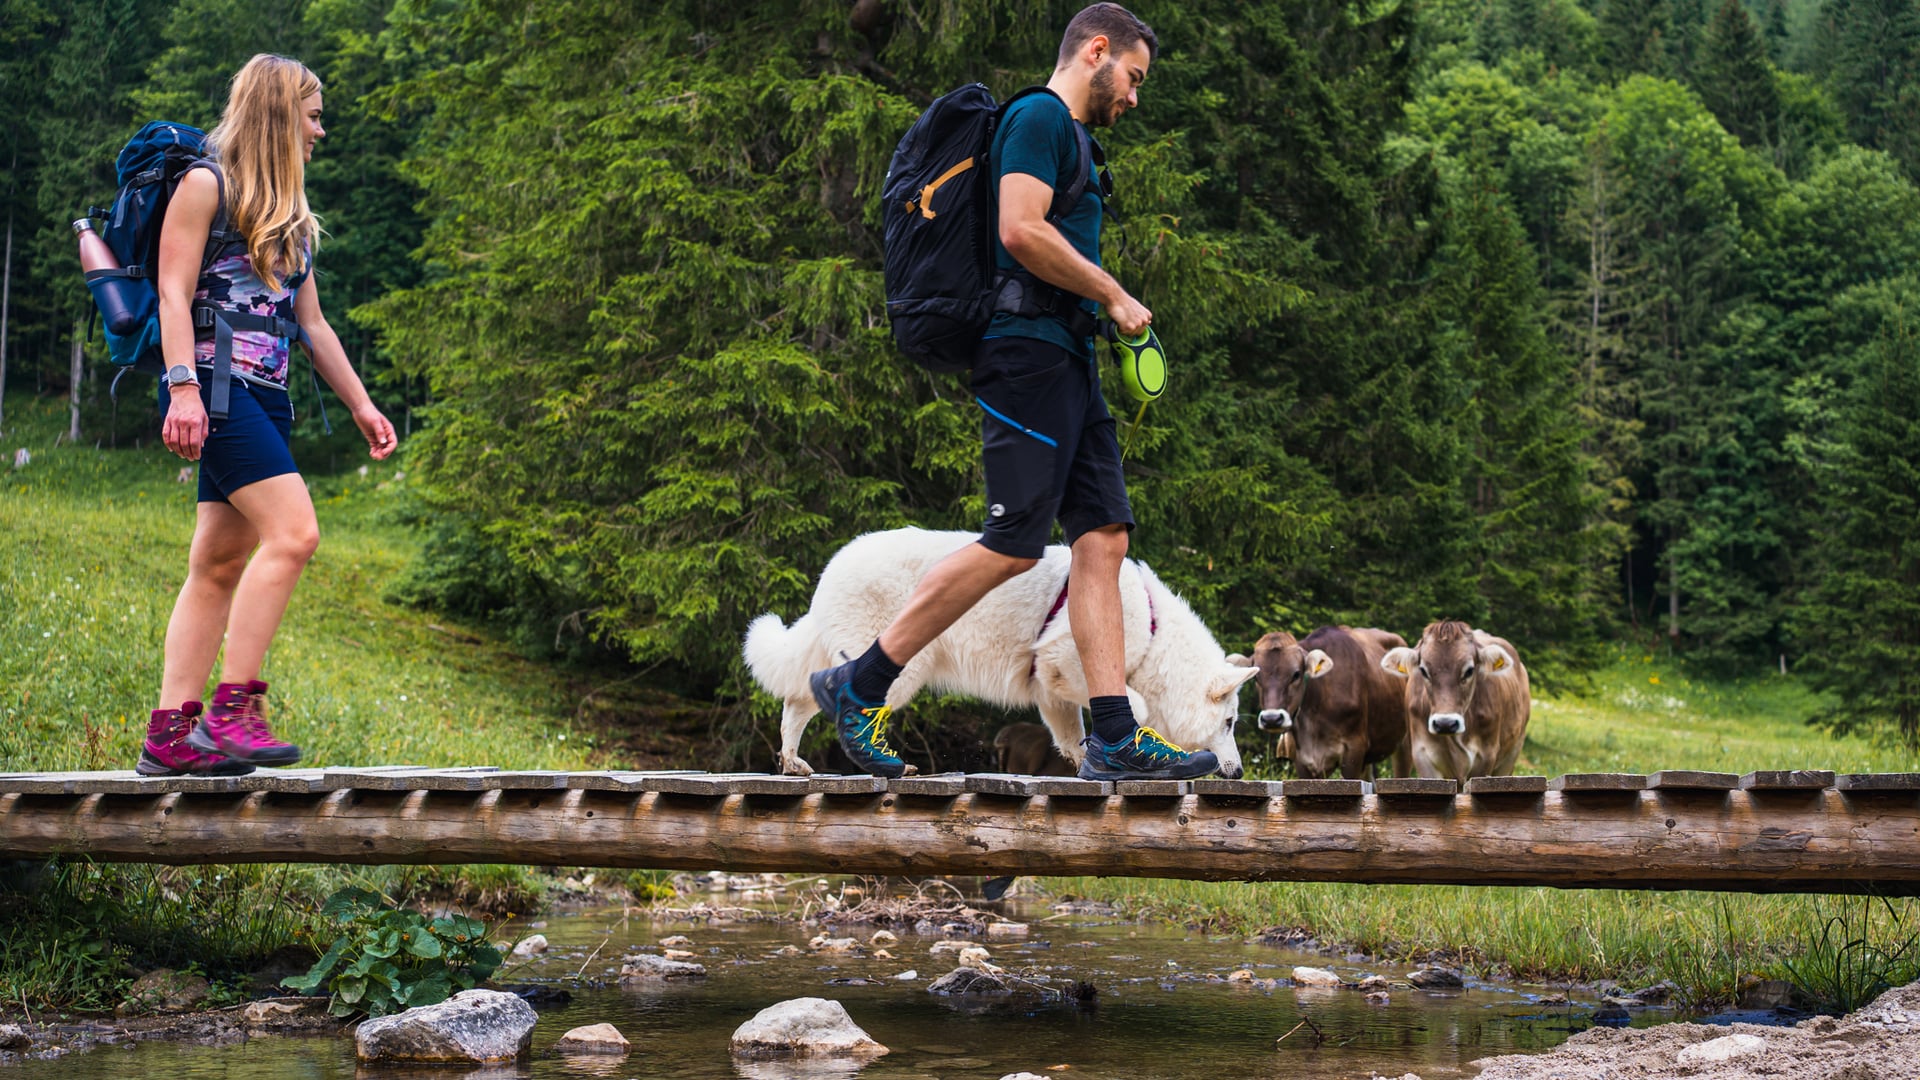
[
  {"x1": 1600, "y1": 0, "x2": 1675, "y2": 77},
  {"x1": 1696, "y1": 0, "x2": 1780, "y2": 147},
  {"x1": 1797, "y1": 302, "x2": 1920, "y2": 743},
  {"x1": 1814, "y1": 0, "x2": 1920, "y2": 180}
]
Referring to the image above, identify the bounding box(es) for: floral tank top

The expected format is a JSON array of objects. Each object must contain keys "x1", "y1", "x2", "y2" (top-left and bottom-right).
[{"x1": 191, "y1": 242, "x2": 310, "y2": 390}]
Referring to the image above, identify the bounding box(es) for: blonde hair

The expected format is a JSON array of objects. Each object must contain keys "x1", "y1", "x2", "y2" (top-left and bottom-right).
[{"x1": 206, "y1": 54, "x2": 322, "y2": 292}]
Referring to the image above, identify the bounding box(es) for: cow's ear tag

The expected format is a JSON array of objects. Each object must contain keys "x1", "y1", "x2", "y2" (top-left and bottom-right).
[
  {"x1": 1307, "y1": 651, "x2": 1333, "y2": 678},
  {"x1": 1491, "y1": 654, "x2": 1508, "y2": 672}
]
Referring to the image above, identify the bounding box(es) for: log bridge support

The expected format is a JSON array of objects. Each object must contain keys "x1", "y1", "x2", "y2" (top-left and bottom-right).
[{"x1": 3, "y1": 768, "x2": 1919, "y2": 894}]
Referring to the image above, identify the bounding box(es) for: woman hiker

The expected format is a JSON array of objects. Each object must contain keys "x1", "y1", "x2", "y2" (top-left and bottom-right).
[{"x1": 138, "y1": 53, "x2": 397, "y2": 776}]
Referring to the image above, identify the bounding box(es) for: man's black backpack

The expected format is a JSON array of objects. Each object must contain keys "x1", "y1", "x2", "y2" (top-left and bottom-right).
[{"x1": 881, "y1": 84, "x2": 1094, "y2": 373}]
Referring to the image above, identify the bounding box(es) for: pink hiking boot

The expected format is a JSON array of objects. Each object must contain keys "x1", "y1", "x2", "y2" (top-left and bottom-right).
[
  {"x1": 186, "y1": 679, "x2": 302, "y2": 766},
  {"x1": 137, "y1": 700, "x2": 254, "y2": 776}
]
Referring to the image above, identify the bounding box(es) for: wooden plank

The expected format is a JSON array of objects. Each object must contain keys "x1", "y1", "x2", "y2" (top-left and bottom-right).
[
  {"x1": 232, "y1": 769, "x2": 333, "y2": 794},
  {"x1": 966, "y1": 774, "x2": 1112, "y2": 798},
  {"x1": 1741, "y1": 770, "x2": 1835, "y2": 790},
  {"x1": 888, "y1": 774, "x2": 969, "y2": 797},
  {"x1": 1374, "y1": 778, "x2": 1458, "y2": 797},
  {"x1": 1551, "y1": 773, "x2": 1650, "y2": 792},
  {"x1": 6, "y1": 787, "x2": 1918, "y2": 895},
  {"x1": 324, "y1": 768, "x2": 500, "y2": 792},
  {"x1": 1193, "y1": 779, "x2": 1284, "y2": 799},
  {"x1": 1114, "y1": 780, "x2": 1191, "y2": 797},
  {"x1": 645, "y1": 773, "x2": 810, "y2": 796},
  {"x1": 806, "y1": 775, "x2": 889, "y2": 795},
  {"x1": 0, "y1": 771, "x2": 125, "y2": 795},
  {"x1": 1649, "y1": 771, "x2": 1739, "y2": 790},
  {"x1": 565, "y1": 771, "x2": 701, "y2": 793},
  {"x1": 1283, "y1": 779, "x2": 1366, "y2": 798},
  {"x1": 1837, "y1": 773, "x2": 1920, "y2": 792},
  {"x1": 1465, "y1": 775, "x2": 1548, "y2": 795}
]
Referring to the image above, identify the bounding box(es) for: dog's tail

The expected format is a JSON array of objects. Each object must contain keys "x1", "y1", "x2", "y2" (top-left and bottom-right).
[{"x1": 742, "y1": 612, "x2": 828, "y2": 698}]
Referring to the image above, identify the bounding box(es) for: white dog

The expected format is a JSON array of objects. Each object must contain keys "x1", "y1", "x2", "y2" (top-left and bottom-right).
[{"x1": 743, "y1": 528, "x2": 1256, "y2": 778}]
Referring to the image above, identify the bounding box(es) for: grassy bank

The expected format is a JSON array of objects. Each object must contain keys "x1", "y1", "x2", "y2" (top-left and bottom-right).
[
  {"x1": 1, "y1": 397, "x2": 599, "y2": 1010},
  {"x1": 1051, "y1": 650, "x2": 1920, "y2": 1004}
]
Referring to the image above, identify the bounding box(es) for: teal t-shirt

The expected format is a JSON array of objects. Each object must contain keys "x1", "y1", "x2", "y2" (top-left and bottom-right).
[{"x1": 988, "y1": 91, "x2": 1103, "y2": 358}]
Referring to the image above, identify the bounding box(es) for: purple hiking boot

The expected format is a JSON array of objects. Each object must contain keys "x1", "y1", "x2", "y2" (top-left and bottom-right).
[
  {"x1": 137, "y1": 700, "x2": 255, "y2": 776},
  {"x1": 186, "y1": 679, "x2": 302, "y2": 766}
]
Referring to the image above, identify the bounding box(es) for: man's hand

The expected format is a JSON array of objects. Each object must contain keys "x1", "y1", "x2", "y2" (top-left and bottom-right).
[
  {"x1": 162, "y1": 385, "x2": 209, "y2": 461},
  {"x1": 355, "y1": 404, "x2": 398, "y2": 461},
  {"x1": 1106, "y1": 292, "x2": 1153, "y2": 339}
]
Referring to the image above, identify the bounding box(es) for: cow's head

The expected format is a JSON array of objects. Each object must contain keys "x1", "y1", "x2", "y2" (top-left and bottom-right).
[
  {"x1": 1244, "y1": 631, "x2": 1332, "y2": 733},
  {"x1": 1381, "y1": 621, "x2": 1517, "y2": 735}
]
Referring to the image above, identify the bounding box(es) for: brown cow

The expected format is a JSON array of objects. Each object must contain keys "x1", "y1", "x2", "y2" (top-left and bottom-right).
[
  {"x1": 1381, "y1": 621, "x2": 1530, "y2": 782},
  {"x1": 1234, "y1": 626, "x2": 1410, "y2": 780},
  {"x1": 992, "y1": 721, "x2": 1077, "y2": 776}
]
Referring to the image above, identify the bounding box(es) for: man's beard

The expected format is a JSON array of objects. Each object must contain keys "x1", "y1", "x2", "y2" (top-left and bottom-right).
[{"x1": 1088, "y1": 59, "x2": 1125, "y2": 127}]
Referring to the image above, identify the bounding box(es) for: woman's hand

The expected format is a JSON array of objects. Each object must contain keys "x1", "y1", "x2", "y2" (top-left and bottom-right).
[
  {"x1": 354, "y1": 404, "x2": 398, "y2": 460},
  {"x1": 163, "y1": 384, "x2": 210, "y2": 460}
]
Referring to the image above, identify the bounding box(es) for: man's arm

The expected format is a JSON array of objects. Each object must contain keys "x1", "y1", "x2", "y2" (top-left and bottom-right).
[{"x1": 999, "y1": 172, "x2": 1151, "y2": 337}]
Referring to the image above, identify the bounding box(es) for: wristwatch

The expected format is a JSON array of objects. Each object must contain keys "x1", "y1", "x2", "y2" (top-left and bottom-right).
[{"x1": 165, "y1": 364, "x2": 200, "y2": 389}]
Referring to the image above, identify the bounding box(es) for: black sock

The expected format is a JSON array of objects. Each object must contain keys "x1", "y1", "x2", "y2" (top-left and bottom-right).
[
  {"x1": 1089, "y1": 695, "x2": 1136, "y2": 744},
  {"x1": 848, "y1": 640, "x2": 903, "y2": 703}
]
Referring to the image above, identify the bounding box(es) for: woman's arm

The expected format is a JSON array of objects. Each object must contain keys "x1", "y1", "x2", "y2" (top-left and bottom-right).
[
  {"x1": 293, "y1": 274, "x2": 397, "y2": 460},
  {"x1": 156, "y1": 169, "x2": 220, "y2": 460}
]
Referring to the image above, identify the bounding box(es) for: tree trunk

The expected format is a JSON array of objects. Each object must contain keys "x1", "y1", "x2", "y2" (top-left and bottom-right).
[
  {"x1": 69, "y1": 319, "x2": 83, "y2": 444},
  {"x1": 0, "y1": 203, "x2": 11, "y2": 438}
]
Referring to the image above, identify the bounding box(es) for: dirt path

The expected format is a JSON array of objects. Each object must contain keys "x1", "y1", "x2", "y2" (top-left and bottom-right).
[{"x1": 1422, "y1": 981, "x2": 1920, "y2": 1080}]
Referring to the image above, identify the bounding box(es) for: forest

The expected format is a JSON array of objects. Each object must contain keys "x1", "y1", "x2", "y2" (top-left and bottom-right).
[{"x1": 1, "y1": 0, "x2": 1916, "y2": 743}]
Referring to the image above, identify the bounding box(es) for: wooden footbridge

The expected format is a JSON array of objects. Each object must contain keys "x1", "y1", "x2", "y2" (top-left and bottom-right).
[{"x1": 4, "y1": 767, "x2": 1919, "y2": 895}]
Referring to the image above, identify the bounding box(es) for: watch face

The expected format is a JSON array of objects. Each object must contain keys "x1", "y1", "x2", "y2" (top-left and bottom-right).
[{"x1": 168, "y1": 365, "x2": 193, "y2": 384}]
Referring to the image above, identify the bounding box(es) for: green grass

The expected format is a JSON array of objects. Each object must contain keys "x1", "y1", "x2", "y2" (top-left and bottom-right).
[
  {"x1": 0, "y1": 397, "x2": 592, "y2": 1011},
  {"x1": 0, "y1": 396, "x2": 599, "y2": 773},
  {"x1": 1052, "y1": 646, "x2": 1920, "y2": 1007}
]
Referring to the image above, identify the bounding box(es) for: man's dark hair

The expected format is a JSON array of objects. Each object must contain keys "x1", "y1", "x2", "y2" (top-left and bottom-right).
[{"x1": 1058, "y1": 3, "x2": 1158, "y2": 67}]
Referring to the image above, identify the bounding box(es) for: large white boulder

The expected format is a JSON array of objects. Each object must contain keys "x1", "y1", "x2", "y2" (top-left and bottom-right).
[
  {"x1": 1675, "y1": 1033, "x2": 1767, "y2": 1066},
  {"x1": 620, "y1": 954, "x2": 707, "y2": 981},
  {"x1": 729, "y1": 997, "x2": 889, "y2": 1059},
  {"x1": 354, "y1": 989, "x2": 536, "y2": 1064}
]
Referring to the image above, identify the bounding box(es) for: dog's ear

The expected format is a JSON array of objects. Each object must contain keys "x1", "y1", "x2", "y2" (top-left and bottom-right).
[{"x1": 1209, "y1": 664, "x2": 1258, "y2": 702}]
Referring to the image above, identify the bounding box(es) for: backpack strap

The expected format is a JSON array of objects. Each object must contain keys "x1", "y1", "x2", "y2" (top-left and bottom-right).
[
  {"x1": 989, "y1": 87, "x2": 1108, "y2": 340},
  {"x1": 179, "y1": 160, "x2": 303, "y2": 421}
]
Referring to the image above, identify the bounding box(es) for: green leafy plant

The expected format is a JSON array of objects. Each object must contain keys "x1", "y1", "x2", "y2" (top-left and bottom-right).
[{"x1": 282, "y1": 886, "x2": 503, "y2": 1018}]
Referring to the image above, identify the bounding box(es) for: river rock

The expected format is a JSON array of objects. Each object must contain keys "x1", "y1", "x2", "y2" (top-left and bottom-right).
[
  {"x1": 242, "y1": 996, "x2": 330, "y2": 1028},
  {"x1": 873, "y1": 949, "x2": 894, "y2": 959},
  {"x1": 1366, "y1": 991, "x2": 1392, "y2": 1005},
  {"x1": 929, "y1": 940, "x2": 970, "y2": 957},
  {"x1": 986, "y1": 922, "x2": 1030, "y2": 940},
  {"x1": 663, "y1": 949, "x2": 697, "y2": 960},
  {"x1": 552, "y1": 1022, "x2": 630, "y2": 1055},
  {"x1": 119, "y1": 969, "x2": 211, "y2": 1015},
  {"x1": 511, "y1": 934, "x2": 549, "y2": 957},
  {"x1": 1002, "y1": 1074, "x2": 1051, "y2": 1079},
  {"x1": 773, "y1": 944, "x2": 805, "y2": 957},
  {"x1": 729, "y1": 997, "x2": 888, "y2": 1059},
  {"x1": 620, "y1": 954, "x2": 707, "y2": 981},
  {"x1": 659, "y1": 935, "x2": 693, "y2": 947},
  {"x1": 355, "y1": 989, "x2": 536, "y2": 1064},
  {"x1": 0, "y1": 1026, "x2": 28, "y2": 1051},
  {"x1": 1355, "y1": 974, "x2": 1389, "y2": 991},
  {"x1": 928, "y1": 967, "x2": 1011, "y2": 995},
  {"x1": 895, "y1": 970, "x2": 919, "y2": 980},
  {"x1": 1408, "y1": 967, "x2": 1464, "y2": 989},
  {"x1": 1228, "y1": 969, "x2": 1255, "y2": 983},
  {"x1": 869, "y1": 930, "x2": 898, "y2": 946},
  {"x1": 957, "y1": 946, "x2": 998, "y2": 971},
  {"x1": 1291, "y1": 966, "x2": 1342, "y2": 987},
  {"x1": 1675, "y1": 1033, "x2": 1767, "y2": 1066},
  {"x1": 809, "y1": 933, "x2": 858, "y2": 953}
]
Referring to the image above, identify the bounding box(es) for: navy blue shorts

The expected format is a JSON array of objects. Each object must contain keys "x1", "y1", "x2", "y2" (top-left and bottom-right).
[
  {"x1": 970, "y1": 336, "x2": 1134, "y2": 559},
  {"x1": 158, "y1": 377, "x2": 297, "y2": 504}
]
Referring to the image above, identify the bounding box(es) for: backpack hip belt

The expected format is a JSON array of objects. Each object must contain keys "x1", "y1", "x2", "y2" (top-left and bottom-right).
[
  {"x1": 991, "y1": 272, "x2": 1098, "y2": 341},
  {"x1": 189, "y1": 299, "x2": 310, "y2": 419}
]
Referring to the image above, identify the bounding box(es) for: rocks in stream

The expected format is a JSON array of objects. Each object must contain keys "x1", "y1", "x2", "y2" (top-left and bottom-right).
[
  {"x1": 117, "y1": 969, "x2": 212, "y2": 1016},
  {"x1": 510, "y1": 934, "x2": 549, "y2": 957},
  {"x1": 0, "y1": 1026, "x2": 29, "y2": 1052},
  {"x1": 620, "y1": 954, "x2": 708, "y2": 982},
  {"x1": 551, "y1": 1022, "x2": 630, "y2": 1056},
  {"x1": 729, "y1": 997, "x2": 889, "y2": 1059},
  {"x1": 1290, "y1": 966, "x2": 1343, "y2": 988},
  {"x1": 355, "y1": 989, "x2": 536, "y2": 1064},
  {"x1": 1408, "y1": 967, "x2": 1465, "y2": 989}
]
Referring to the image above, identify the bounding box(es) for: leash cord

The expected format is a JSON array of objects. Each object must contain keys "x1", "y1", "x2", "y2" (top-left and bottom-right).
[{"x1": 1121, "y1": 398, "x2": 1149, "y2": 460}]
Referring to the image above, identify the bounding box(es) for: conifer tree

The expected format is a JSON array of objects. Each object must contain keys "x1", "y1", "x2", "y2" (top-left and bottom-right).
[
  {"x1": 1600, "y1": 0, "x2": 1675, "y2": 77},
  {"x1": 1797, "y1": 301, "x2": 1920, "y2": 743},
  {"x1": 1696, "y1": 0, "x2": 1780, "y2": 147},
  {"x1": 1814, "y1": 0, "x2": 1920, "y2": 180}
]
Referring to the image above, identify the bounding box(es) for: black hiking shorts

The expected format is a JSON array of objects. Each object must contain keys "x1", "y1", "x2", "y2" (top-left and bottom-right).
[{"x1": 970, "y1": 336, "x2": 1134, "y2": 559}]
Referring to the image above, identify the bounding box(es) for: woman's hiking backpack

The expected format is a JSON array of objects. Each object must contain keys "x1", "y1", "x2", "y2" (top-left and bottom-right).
[
  {"x1": 84, "y1": 120, "x2": 306, "y2": 420},
  {"x1": 881, "y1": 85, "x2": 1090, "y2": 373}
]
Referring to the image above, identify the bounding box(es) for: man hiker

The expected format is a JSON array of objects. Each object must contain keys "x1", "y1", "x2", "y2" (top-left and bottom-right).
[{"x1": 811, "y1": 3, "x2": 1220, "y2": 783}]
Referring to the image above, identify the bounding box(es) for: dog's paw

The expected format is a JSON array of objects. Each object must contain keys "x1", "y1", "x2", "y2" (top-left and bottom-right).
[
  {"x1": 780, "y1": 754, "x2": 815, "y2": 777},
  {"x1": 901, "y1": 763, "x2": 920, "y2": 777}
]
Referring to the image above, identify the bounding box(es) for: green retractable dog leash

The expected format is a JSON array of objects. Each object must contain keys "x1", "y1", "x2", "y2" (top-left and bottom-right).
[{"x1": 1107, "y1": 322, "x2": 1166, "y2": 459}]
